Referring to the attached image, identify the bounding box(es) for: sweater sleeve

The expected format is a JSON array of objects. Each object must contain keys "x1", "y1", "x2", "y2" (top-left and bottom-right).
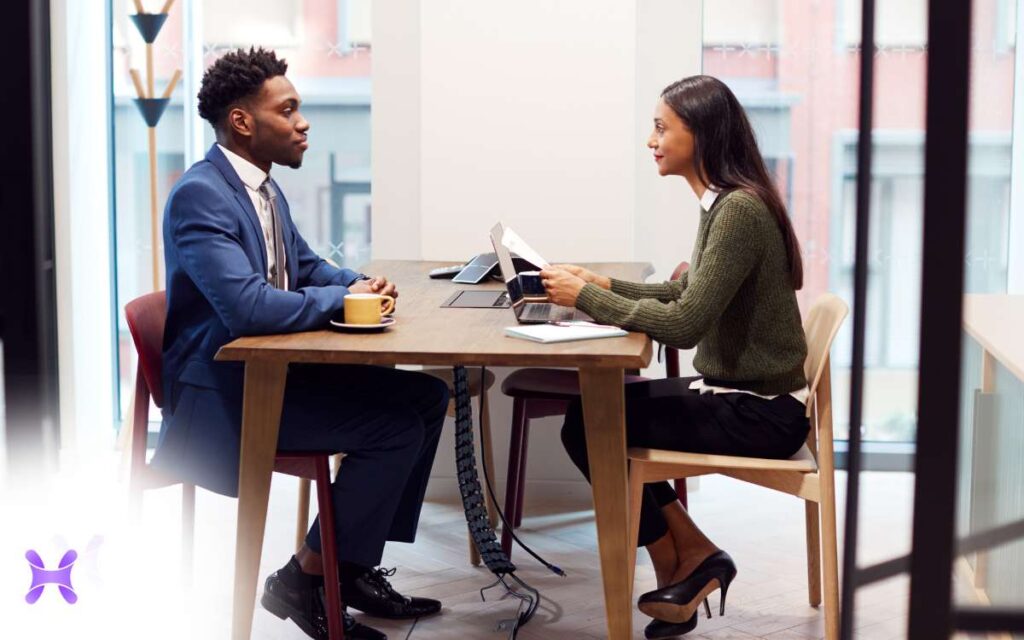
[
  {"x1": 608, "y1": 274, "x2": 685, "y2": 302},
  {"x1": 576, "y1": 205, "x2": 766, "y2": 349}
]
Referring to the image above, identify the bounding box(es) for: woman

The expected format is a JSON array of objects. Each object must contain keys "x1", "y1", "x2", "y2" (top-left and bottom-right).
[{"x1": 541, "y1": 75, "x2": 810, "y2": 639}]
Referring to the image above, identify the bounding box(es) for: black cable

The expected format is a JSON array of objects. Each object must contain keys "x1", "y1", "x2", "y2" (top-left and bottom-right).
[
  {"x1": 453, "y1": 365, "x2": 515, "y2": 573},
  {"x1": 475, "y1": 366, "x2": 565, "y2": 577},
  {"x1": 452, "y1": 364, "x2": 558, "y2": 635},
  {"x1": 402, "y1": 617, "x2": 418, "y2": 640}
]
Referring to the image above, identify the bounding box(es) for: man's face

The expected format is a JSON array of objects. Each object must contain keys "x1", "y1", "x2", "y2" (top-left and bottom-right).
[{"x1": 246, "y1": 75, "x2": 310, "y2": 169}]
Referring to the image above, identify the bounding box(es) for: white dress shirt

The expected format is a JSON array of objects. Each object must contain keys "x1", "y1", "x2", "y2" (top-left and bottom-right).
[
  {"x1": 687, "y1": 185, "x2": 810, "y2": 405},
  {"x1": 217, "y1": 144, "x2": 288, "y2": 289}
]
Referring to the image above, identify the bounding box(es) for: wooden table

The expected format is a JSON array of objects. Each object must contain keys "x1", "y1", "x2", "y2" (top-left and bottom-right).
[{"x1": 217, "y1": 260, "x2": 654, "y2": 640}]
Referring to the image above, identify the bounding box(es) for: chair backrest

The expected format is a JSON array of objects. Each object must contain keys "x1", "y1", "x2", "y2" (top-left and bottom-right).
[
  {"x1": 664, "y1": 261, "x2": 690, "y2": 378},
  {"x1": 124, "y1": 291, "x2": 168, "y2": 409},
  {"x1": 801, "y1": 293, "x2": 849, "y2": 418}
]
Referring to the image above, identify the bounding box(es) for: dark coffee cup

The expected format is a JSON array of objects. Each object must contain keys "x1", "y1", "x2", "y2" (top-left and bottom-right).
[{"x1": 518, "y1": 271, "x2": 546, "y2": 296}]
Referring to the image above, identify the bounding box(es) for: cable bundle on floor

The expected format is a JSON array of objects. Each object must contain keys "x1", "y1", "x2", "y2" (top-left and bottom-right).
[{"x1": 452, "y1": 365, "x2": 541, "y2": 636}]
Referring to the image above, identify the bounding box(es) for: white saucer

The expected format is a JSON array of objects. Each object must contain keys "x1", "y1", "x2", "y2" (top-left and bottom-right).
[{"x1": 329, "y1": 316, "x2": 396, "y2": 332}]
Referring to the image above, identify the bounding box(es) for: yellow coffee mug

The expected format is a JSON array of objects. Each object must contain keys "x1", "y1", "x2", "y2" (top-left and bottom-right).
[{"x1": 344, "y1": 293, "x2": 396, "y2": 325}]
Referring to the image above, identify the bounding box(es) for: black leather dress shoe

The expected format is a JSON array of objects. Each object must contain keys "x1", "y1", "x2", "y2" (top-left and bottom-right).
[
  {"x1": 644, "y1": 612, "x2": 698, "y2": 639},
  {"x1": 341, "y1": 567, "x2": 442, "y2": 619},
  {"x1": 638, "y1": 550, "x2": 737, "y2": 624},
  {"x1": 261, "y1": 570, "x2": 387, "y2": 640}
]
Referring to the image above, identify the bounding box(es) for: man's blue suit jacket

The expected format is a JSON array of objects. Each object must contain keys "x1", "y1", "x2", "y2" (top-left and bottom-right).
[{"x1": 153, "y1": 144, "x2": 365, "y2": 496}]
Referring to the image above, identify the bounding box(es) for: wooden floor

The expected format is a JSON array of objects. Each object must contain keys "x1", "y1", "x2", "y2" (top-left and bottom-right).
[{"x1": 154, "y1": 469, "x2": 938, "y2": 640}]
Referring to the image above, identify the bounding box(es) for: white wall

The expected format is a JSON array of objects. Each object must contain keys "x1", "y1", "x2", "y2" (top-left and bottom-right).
[
  {"x1": 417, "y1": 1, "x2": 636, "y2": 263},
  {"x1": 634, "y1": 0, "x2": 706, "y2": 285},
  {"x1": 50, "y1": 0, "x2": 117, "y2": 458},
  {"x1": 373, "y1": 0, "x2": 703, "y2": 496}
]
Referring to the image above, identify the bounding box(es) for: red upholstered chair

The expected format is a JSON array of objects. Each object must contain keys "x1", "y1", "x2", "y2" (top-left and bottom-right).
[
  {"x1": 498, "y1": 262, "x2": 690, "y2": 558},
  {"x1": 125, "y1": 292, "x2": 347, "y2": 639}
]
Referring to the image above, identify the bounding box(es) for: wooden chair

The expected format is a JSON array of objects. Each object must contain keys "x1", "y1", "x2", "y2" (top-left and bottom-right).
[
  {"x1": 295, "y1": 367, "x2": 500, "y2": 566},
  {"x1": 625, "y1": 293, "x2": 848, "y2": 640},
  {"x1": 498, "y1": 261, "x2": 691, "y2": 558},
  {"x1": 125, "y1": 291, "x2": 348, "y2": 639}
]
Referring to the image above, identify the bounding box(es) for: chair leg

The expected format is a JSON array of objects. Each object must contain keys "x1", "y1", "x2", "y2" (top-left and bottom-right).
[
  {"x1": 296, "y1": 478, "x2": 311, "y2": 554},
  {"x1": 805, "y1": 500, "x2": 822, "y2": 607},
  {"x1": 480, "y1": 394, "x2": 500, "y2": 531},
  {"x1": 128, "y1": 372, "x2": 150, "y2": 521},
  {"x1": 513, "y1": 414, "x2": 531, "y2": 528},
  {"x1": 315, "y1": 457, "x2": 345, "y2": 640},
  {"x1": 821, "y1": 484, "x2": 840, "y2": 640},
  {"x1": 673, "y1": 478, "x2": 688, "y2": 510},
  {"x1": 182, "y1": 483, "x2": 196, "y2": 586},
  {"x1": 501, "y1": 397, "x2": 528, "y2": 558},
  {"x1": 119, "y1": 390, "x2": 137, "y2": 484}
]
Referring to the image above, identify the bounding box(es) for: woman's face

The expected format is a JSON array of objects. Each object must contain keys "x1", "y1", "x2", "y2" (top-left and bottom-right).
[{"x1": 647, "y1": 98, "x2": 695, "y2": 177}]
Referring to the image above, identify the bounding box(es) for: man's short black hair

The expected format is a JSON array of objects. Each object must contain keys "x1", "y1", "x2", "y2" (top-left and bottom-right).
[{"x1": 197, "y1": 47, "x2": 288, "y2": 129}]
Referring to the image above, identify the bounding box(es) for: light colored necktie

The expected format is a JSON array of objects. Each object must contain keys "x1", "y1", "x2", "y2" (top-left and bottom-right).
[{"x1": 258, "y1": 179, "x2": 287, "y2": 290}]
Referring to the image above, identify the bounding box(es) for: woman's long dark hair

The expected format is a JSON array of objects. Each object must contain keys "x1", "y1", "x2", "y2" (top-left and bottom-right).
[{"x1": 661, "y1": 75, "x2": 803, "y2": 290}]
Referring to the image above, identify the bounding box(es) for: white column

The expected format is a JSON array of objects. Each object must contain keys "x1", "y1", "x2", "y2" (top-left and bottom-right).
[
  {"x1": 417, "y1": 0, "x2": 636, "y2": 262},
  {"x1": 634, "y1": 0, "x2": 703, "y2": 283},
  {"x1": 50, "y1": 0, "x2": 116, "y2": 456},
  {"x1": 371, "y1": 0, "x2": 423, "y2": 260}
]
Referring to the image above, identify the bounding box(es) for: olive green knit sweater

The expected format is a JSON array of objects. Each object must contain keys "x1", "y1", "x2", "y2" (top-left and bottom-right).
[{"x1": 575, "y1": 190, "x2": 807, "y2": 396}]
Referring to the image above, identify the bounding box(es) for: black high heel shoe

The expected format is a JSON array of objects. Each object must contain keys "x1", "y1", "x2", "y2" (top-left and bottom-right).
[
  {"x1": 637, "y1": 550, "x2": 737, "y2": 624},
  {"x1": 643, "y1": 599, "x2": 711, "y2": 639}
]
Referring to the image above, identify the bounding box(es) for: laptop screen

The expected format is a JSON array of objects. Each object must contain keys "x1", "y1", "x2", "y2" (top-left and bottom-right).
[{"x1": 489, "y1": 222, "x2": 524, "y2": 303}]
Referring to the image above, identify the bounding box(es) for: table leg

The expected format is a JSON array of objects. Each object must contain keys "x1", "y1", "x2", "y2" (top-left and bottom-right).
[
  {"x1": 232, "y1": 360, "x2": 288, "y2": 640},
  {"x1": 579, "y1": 366, "x2": 632, "y2": 640}
]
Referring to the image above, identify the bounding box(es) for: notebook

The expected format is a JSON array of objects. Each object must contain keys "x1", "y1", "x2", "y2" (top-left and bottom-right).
[{"x1": 504, "y1": 321, "x2": 628, "y2": 344}]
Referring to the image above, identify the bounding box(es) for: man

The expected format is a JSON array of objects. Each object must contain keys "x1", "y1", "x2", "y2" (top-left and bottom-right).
[{"x1": 154, "y1": 47, "x2": 448, "y2": 640}]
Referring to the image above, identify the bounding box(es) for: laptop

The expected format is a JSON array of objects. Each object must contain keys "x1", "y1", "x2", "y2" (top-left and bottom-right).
[{"x1": 489, "y1": 222, "x2": 592, "y2": 325}]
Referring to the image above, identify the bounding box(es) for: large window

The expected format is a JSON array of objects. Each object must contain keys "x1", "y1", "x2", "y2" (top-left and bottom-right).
[
  {"x1": 110, "y1": 0, "x2": 372, "y2": 420},
  {"x1": 703, "y1": 0, "x2": 1016, "y2": 443}
]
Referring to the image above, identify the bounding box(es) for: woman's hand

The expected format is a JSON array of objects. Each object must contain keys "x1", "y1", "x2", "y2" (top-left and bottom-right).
[
  {"x1": 552, "y1": 264, "x2": 611, "y2": 290},
  {"x1": 540, "y1": 267, "x2": 587, "y2": 307}
]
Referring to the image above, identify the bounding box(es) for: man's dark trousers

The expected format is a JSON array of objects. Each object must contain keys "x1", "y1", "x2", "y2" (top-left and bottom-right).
[
  {"x1": 282, "y1": 364, "x2": 448, "y2": 567},
  {"x1": 175, "y1": 363, "x2": 449, "y2": 568}
]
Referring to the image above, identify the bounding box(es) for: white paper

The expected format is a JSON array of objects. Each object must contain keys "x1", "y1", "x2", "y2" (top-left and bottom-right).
[
  {"x1": 549, "y1": 320, "x2": 621, "y2": 329},
  {"x1": 502, "y1": 227, "x2": 551, "y2": 269},
  {"x1": 504, "y1": 324, "x2": 627, "y2": 343}
]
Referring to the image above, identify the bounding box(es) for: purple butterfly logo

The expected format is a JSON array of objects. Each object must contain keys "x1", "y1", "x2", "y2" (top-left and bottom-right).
[{"x1": 25, "y1": 549, "x2": 78, "y2": 604}]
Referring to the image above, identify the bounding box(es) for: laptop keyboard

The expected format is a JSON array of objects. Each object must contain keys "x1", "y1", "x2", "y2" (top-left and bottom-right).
[
  {"x1": 549, "y1": 306, "x2": 578, "y2": 322},
  {"x1": 522, "y1": 304, "x2": 554, "y2": 321},
  {"x1": 522, "y1": 303, "x2": 580, "y2": 322},
  {"x1": 493, "y1": 291, "x2": 510, "y2": 307}
]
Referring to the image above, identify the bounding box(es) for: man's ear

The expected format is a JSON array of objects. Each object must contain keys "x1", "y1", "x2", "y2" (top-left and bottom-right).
[{"x1": 226, "y1": 106, "x2": 254, "y2": 139}]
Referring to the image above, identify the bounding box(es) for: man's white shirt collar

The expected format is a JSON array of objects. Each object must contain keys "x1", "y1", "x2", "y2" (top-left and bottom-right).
[
  {"x1": 699, "y1": 186, "x2": 720, "y2": 212},
  {"x1": 217, "y1": 143, "x2": 268, "y2": 192}
]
